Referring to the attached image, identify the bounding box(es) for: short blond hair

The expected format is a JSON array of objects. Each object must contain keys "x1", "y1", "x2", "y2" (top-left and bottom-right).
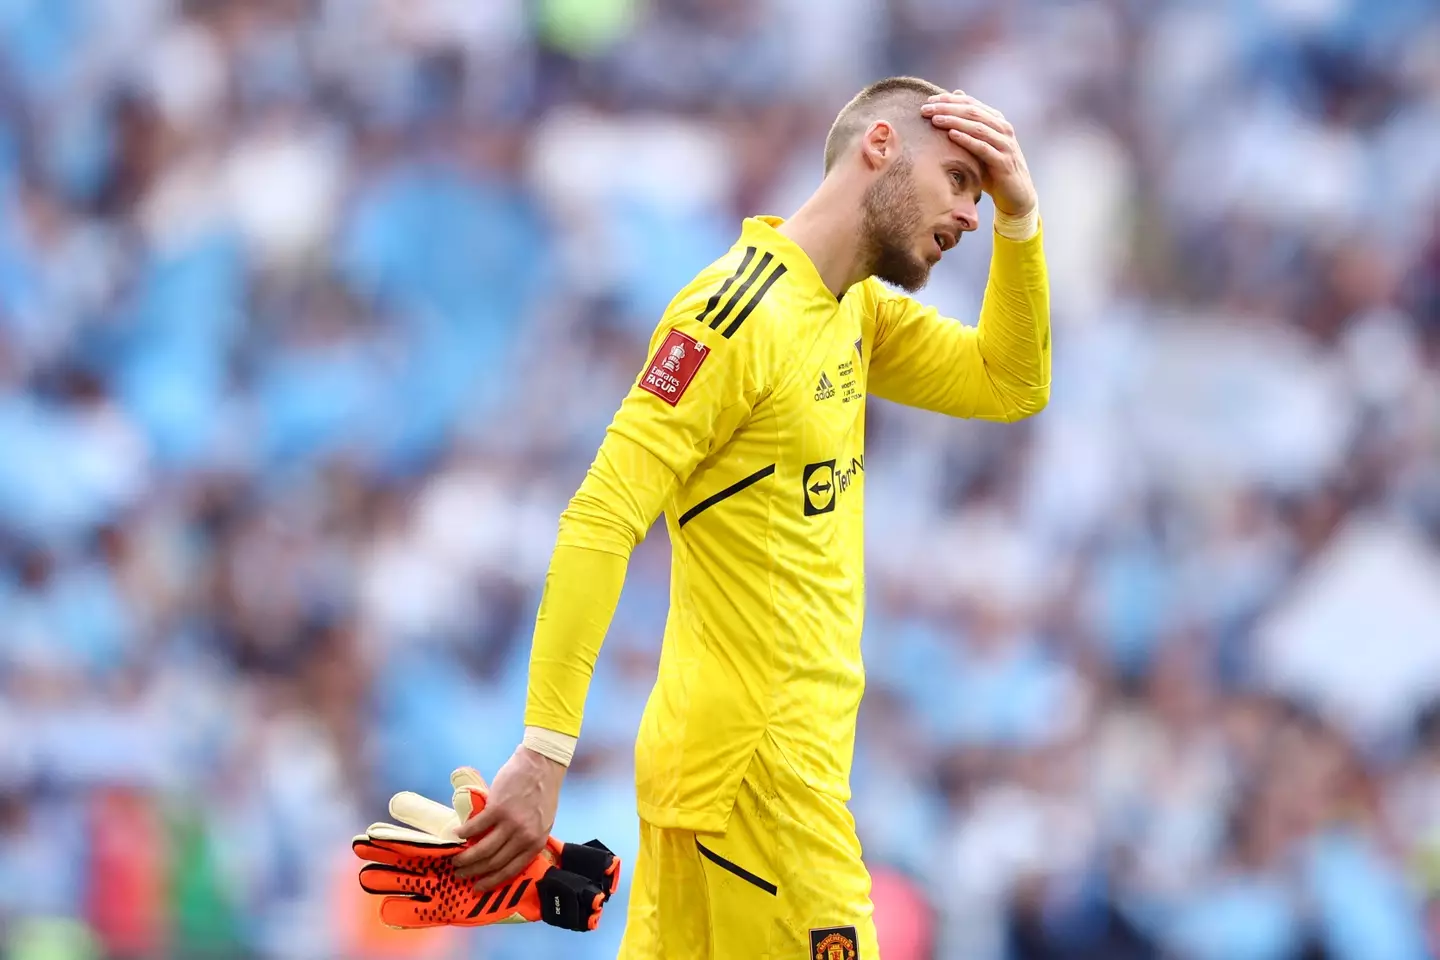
[{"x1": 823, "y1": 76, "x2": 949, "y2": 174}]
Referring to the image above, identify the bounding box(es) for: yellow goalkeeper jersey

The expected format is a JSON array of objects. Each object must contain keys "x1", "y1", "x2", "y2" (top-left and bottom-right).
[{"x1": 524, "y1": 215, "x2": 1050, "y2": 833}]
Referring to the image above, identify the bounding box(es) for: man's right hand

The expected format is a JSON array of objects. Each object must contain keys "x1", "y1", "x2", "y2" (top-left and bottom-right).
[
  {"x1": 452, "y1": 745, "x2": 567, "y2": 891},
  {"x1": 921, "y1": 91, "x2": 1038, "y2": 219}
]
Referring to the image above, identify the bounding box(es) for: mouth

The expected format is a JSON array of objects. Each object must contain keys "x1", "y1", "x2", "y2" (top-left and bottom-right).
[{"x1": 932, "y1": 231, "x2": 957, "y2": 255}]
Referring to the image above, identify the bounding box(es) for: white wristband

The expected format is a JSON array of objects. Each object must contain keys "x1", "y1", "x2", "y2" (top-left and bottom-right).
[
  {"x1": 523, "y1": 726, "x2": 578, "y2": 767},
  {"x1": 994, "y1": 206, "x2": 1039, "y2": 242}
]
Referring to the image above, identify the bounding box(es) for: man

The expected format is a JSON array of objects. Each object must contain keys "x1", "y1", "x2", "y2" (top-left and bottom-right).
[{"x1": 452, "y1": 75, "x2": 1051, "y2": 957}]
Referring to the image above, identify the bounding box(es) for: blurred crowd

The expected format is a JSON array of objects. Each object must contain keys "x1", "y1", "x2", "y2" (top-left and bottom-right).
[{"x1": 1, "y1": 0, "x2": 1439, "y2": 958}]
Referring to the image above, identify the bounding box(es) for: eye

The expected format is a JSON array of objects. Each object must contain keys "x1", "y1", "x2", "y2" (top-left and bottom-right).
[{"x1": 949, "y1": 170, "x2": 964, "y2": 189}]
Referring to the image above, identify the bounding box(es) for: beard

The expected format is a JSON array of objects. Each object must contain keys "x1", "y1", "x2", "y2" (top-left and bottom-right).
[{"x1": 859, "y1": 153, "x2": 931, "y2": 293}]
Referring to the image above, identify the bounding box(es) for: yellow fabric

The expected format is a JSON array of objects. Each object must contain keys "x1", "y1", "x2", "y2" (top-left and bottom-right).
[
  {"x1": 523, "y1": 544, "x2": 629, "y2": 738},
  {"x1": 524, "y1": 214, "x2": 1051, "y2": 830},
  {"x1": 865, "y1": 226, "x2": 1051, "y2": 419},
  {"x1": 616, "y1": 734, "x2": 880, "y2": 960}
]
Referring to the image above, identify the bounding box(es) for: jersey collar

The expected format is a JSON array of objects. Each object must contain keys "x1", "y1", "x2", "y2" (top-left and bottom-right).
[{"x1": 741, "y1": 216, "x2": 843, "y2": 306}]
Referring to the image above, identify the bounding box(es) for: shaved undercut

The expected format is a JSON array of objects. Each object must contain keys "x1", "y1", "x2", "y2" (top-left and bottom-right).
[{"x1": 823, "y1": 76, "x2": 949, "y2": 175}]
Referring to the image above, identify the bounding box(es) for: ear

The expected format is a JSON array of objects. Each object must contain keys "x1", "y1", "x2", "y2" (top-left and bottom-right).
[{"x1": 860, "y1": 120, "x2": 898, "y2": 169}]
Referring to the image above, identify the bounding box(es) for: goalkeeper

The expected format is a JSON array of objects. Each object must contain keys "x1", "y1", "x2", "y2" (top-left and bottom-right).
[{"x1": 453, "y1": 77, "x2": 1051, "y2": 958}]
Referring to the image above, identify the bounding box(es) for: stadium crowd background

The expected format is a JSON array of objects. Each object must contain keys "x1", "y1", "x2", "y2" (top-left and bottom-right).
[{"x1": 1, "y1": 0, "x2": 1439, "y2": 958}]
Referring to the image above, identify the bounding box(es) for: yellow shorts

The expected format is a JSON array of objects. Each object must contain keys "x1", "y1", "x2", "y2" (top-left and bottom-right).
[{"x1": 617, "y1": 735, "x2": 879, "y2": 960}]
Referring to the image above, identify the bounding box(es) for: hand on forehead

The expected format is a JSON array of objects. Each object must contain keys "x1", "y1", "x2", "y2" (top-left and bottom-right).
[
  {"x1": 919, "y1": 88, "x2": 1038, "y2": 219},
  {"x1": 936, "y1": 131, "x2": 985, "y2": 177},
  {"x1": 920, "y1": 91, "x2": 995, "y2": 164}
]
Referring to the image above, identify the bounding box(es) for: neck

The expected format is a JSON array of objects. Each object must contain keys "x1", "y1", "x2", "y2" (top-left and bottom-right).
[{"x1": 774, "y1": 175, "x2": 871, "y2": 298}]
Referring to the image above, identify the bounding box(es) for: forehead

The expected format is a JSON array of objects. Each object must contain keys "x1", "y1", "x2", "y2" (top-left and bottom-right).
[{"x1": 929, "y1": 130, "x2": 984, "y2": 178}]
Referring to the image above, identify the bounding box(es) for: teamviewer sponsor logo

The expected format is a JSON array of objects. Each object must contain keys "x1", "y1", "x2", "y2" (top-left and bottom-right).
[
  {"x1": 802, "y1": 456, "x2": 863, "y2": 516},
  {"x1": 803, "y1": 460, "x2": 836, "y2": 515}
]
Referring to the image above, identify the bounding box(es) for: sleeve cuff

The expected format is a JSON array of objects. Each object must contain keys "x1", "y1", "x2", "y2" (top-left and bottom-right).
[
  {"x1": 523, "y1": 726, "x2": 578, "y2": 767},
  {"x1": 994, "y1": 206, "x2": 1040, "y2": 242}
]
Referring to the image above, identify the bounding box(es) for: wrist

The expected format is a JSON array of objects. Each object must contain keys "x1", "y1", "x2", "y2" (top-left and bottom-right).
[
  {"x1": 522, "y1": 726, "x2": 577, "y2": 768},
  {"x1": 994, "y1": 203, "x2": 1039, "y2": 242}
]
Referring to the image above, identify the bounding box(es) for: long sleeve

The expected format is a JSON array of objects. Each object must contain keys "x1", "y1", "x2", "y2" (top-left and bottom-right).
[
  {"x1": 522, "y1": 434, "x2": 672, "y2": 737},
  {"x1": 522, "y1": 307, "x2": 768, "y2": 737},
  {"x1": 866, "y1": 224, "x2": 1051, "y2": 421}
]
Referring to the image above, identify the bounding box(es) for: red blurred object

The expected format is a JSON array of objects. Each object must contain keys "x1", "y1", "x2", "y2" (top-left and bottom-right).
[
  {"x1": 871, "y1": 865, "x2": 937, "y2": 960},
  {"x1": 84, "y1": 786, "x2": 170, "y2": 959}
]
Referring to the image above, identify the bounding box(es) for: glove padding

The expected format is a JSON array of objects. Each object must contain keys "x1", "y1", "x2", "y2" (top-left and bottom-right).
[{"x1": 353, "y1": 766, "x2": 620, "y2": 932}]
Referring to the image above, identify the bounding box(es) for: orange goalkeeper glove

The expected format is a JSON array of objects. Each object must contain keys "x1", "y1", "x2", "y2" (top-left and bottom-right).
[{"x1": 353, "y1": 766, "x2": 620, "y2": 932}]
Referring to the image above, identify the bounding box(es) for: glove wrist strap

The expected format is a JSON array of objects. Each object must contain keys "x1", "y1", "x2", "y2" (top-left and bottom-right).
[{"x1": 537, "y1": 869, "x2": 604, "y2": 931}]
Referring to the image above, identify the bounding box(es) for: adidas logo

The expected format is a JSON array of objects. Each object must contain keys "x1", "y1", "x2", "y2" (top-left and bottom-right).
[{"x1": 814, "y1": 372, "x2": 836, "y2": 401}]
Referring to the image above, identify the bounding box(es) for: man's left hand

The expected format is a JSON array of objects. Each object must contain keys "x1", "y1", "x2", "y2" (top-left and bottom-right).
[
  {"x1": 452, "y1": 745, "x2": 566, "y2": 891},
  {"x1": 922, "y1": 91, "x2": 1038, "y2": 218}
]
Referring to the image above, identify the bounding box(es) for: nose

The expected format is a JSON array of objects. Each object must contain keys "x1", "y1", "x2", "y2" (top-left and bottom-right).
[{"x1": 952, "y1": 198, "x2": 979, "y2": 234}]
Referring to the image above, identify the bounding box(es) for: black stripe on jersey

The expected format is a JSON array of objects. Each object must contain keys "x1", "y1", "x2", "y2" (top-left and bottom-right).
[
  {"x1": 677, "y1": 463, "x2": 775, "y2": 528},
  {"x1": 721, "y1": 262, "x2": 787, "y2": 338},
  {"x1": 697, "y1": 247, "x2": 756, "y2": 327},
  {"x1": 695, "y1": 840, "x2": 778, "y2": 896},
  {"x1": 708, "y1": 251, "x2": 773, "y2": 332}
]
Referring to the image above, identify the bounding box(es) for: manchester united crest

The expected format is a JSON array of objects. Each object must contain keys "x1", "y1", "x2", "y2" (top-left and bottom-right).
[{"x1": 809, "y1": 925, "x2": 859, "y2": 960}]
